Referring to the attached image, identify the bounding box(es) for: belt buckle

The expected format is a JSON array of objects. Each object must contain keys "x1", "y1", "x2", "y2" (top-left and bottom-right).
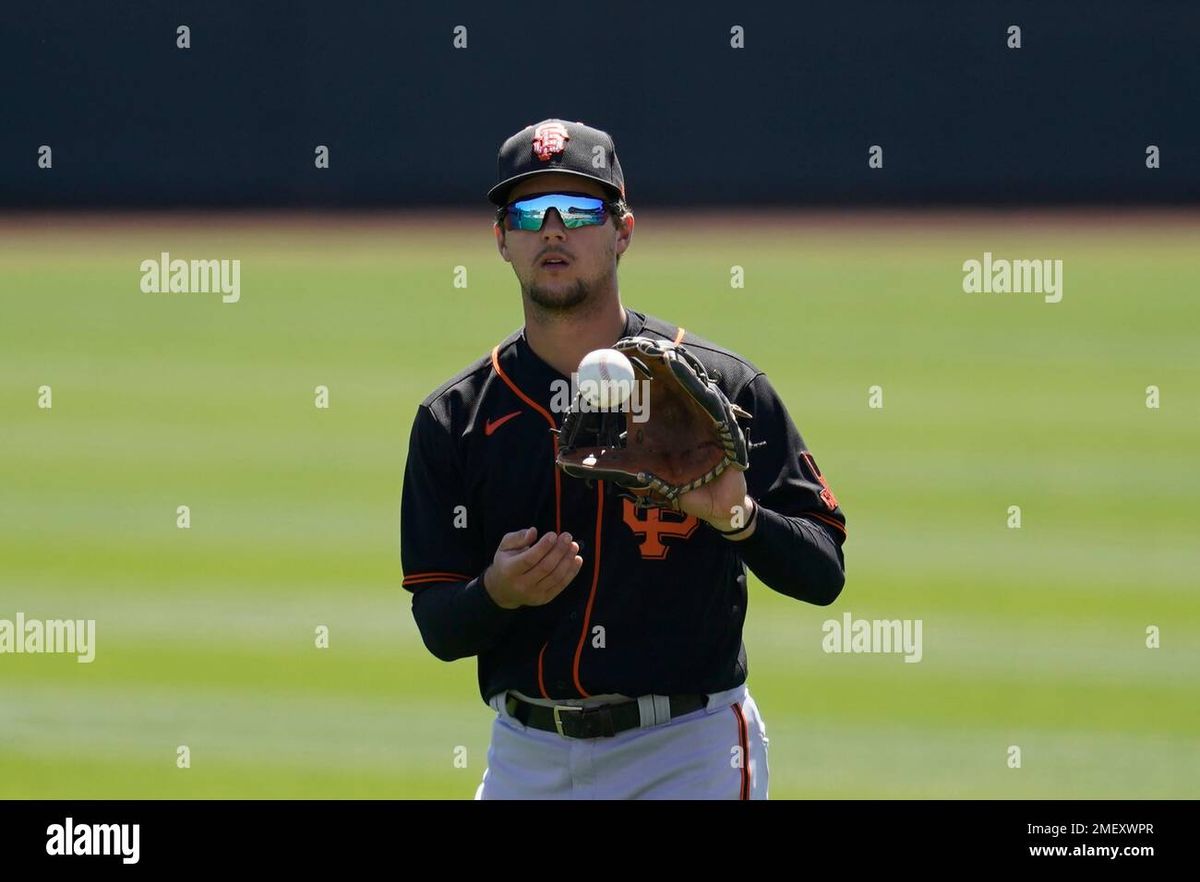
[{"x1": 552, "y1": 704, "x2": 584, "y2": 737}]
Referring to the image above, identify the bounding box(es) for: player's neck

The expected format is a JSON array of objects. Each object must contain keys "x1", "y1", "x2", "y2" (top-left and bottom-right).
[{"x1": 523, "y1": 296, "x2": 627, "y2": 379}]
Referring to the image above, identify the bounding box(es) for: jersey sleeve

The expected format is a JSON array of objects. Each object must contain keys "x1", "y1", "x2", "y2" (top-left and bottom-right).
[
  {"x1": 728, "y1": 372, "x2": 848, "y2": 605},
  {"x1": 400, "y1": 404, "x2": 518, "y2": 661}
]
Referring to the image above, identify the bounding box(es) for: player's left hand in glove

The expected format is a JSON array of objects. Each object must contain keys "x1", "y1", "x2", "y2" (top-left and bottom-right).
[{"x1": 554, "y1": 336, "x2": 754, "y2": 511}]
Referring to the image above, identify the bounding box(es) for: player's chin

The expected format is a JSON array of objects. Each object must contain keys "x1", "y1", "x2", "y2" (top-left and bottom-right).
[{"x1": 527, "y1": 278, "x2": 589, "y2": 310}]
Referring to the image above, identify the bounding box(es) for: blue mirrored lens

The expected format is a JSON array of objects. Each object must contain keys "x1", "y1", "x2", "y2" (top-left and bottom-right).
[{"x1": 507, "y1": 193, "x2": 608, "y2": 231}]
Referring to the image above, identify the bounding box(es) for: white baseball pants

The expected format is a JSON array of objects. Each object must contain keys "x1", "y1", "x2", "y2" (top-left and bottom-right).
[{"x1": 475, "y1": 682, "x2": 769, "y2": 799}]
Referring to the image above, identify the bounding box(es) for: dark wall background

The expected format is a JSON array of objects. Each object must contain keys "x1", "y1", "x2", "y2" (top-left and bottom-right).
[{"x1": 3, "y1": 1, "x2": 1197, "y2": 207}]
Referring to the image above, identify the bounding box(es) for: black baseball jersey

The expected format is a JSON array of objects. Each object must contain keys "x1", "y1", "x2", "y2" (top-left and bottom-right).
[{"x1": 400, "y1": 309, "x2": 847, "y2": 705}]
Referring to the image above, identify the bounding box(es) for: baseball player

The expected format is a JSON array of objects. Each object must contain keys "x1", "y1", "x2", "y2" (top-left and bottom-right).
[{"x1": 400, "y1": 119, "x2": 847, "y2": 799}]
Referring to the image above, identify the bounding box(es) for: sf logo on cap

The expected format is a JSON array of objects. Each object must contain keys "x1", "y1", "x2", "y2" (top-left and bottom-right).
[{"x1": 532, "y1": 122, "x2": 570, "y2": 162}]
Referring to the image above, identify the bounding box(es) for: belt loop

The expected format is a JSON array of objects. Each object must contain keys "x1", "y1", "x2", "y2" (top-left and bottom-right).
[
  {"x1": 636, "y1": 695, "x2": 654, "y2": 727},
  {"x1": 653, "y1": 694, "x2": 671, "y2": 724},
  {"x1": 636, "y1": 694, "x2": 672, "y2": 727}
]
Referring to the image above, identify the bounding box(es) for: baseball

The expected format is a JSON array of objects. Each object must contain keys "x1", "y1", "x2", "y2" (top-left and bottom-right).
[{"x1": 576, "y1": 348, "x2": 635, "y2": 410}]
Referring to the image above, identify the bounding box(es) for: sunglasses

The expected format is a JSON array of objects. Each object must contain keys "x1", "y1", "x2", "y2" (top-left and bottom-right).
[{"x1": 498, "y1": 192, "x2": 618, "y2": 231}]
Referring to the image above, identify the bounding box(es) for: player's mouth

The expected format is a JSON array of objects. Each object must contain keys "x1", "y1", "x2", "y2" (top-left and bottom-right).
[{"x1": 540, "y1": 253, "x2": 571, "y2": 270}]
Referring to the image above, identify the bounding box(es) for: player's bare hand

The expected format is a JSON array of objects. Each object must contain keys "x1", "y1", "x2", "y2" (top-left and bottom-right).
[{"x1": 483, "y1": 528, "x2": 583, "y2": 609}]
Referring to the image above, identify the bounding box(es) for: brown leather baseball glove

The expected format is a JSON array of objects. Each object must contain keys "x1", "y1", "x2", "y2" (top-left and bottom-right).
[{"x1": 554, "y1": 336, "x2": 753, "y2": 511}]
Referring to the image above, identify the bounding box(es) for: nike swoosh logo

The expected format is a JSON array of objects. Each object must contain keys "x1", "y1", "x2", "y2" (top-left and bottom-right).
[{"x1": 485, "y1": 410, "x2": 522, "y2": 436}]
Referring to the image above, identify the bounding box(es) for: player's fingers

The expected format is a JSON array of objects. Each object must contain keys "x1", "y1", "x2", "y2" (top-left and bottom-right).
[
  {"x1": 520, "y1": 532, "x2": 573, "y2": 583},
  {"x1": 497, "y1": 527, "x2": 538, "y2": 552},
  {"x1": 513, "y1": 531, "x2": 566, "y2": 575},
  {"x1": 535, "y1": 546, "x2": 583, "y2": 600},
  {"x1": 533, "y1": 540, "x2": 581, "y2": 590}
]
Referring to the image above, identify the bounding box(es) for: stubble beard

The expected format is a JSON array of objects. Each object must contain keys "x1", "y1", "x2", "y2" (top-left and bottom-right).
[{"x1": 524, "y1": 265, "x2": 615, "y2": 316}]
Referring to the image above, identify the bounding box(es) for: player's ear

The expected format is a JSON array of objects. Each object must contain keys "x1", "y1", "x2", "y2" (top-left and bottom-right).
[
  {"x1": 494, "y1": 222, "x2": 511, "y2": 262},
  {"x1": 615, "y1": 212, "x2": 634, "y2": 258}
]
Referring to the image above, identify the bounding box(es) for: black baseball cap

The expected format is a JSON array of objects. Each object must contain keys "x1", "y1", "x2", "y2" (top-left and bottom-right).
[{"x1": 487, "y1": 118, "x2": 626, "y2": 206}]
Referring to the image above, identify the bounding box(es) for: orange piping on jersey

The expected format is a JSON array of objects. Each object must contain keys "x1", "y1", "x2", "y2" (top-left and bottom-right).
[
  {"x1": 491, "y1": 344, "x2": 562, "y2": 534},
  {"x1": 732, "y1": 702, "x2": 751, "y2": 799},
  {"x1": 571, "y1": 480, "x2": 605, "y2": 698},
  {"x1": 402, "y1": 571, "x2": 473, "y2": 587},
  {"x1": 537, "y1": 642, "x2": 550, "y2": 699},
  {"x1": 673, "y1": 327, "x2": 686, "y2": 344},
  {"x1": 803, "y1": 512, "x2": 848, "y2": 539}
]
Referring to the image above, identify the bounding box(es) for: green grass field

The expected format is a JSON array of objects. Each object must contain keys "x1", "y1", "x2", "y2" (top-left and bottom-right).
[{"x1": 1, "y1": 210, "x2": 1197, "y2": 798}]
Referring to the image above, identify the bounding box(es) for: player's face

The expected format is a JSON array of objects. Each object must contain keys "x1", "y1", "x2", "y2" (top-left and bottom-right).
[{"x1": 496, "y1": 173, "x2": 633, "y2": 312}]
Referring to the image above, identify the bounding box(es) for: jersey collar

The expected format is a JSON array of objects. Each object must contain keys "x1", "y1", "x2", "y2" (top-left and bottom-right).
[{"x1": 514, "y1": 308, "x2": 646, "y2": 383}]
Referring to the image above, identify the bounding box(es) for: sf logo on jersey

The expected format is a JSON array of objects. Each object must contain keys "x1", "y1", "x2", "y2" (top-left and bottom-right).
[
  {"x1": 800, "y1": 451, "x2": 839, "y2": 511},
  {"x1": 622, "y1": 499, "x2": 698, "y2": 559}
]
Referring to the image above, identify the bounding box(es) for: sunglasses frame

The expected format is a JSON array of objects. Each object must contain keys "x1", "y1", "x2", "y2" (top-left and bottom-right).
[{"x1": 496, "y1": 191, "x2": 622, "y2": 231}]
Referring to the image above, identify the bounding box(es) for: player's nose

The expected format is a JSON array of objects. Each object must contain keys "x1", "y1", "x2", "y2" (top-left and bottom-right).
[{"x1": 541, "y1": 208, "x2": 567, "y2": 239}]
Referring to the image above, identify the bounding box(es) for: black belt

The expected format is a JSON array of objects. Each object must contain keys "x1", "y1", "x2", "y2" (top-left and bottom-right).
[{"x1": 504, "y1": 692, "x2": 708, "y2": 739}]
